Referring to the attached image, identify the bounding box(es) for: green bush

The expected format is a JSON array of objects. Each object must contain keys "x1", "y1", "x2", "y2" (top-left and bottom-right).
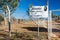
[
  {"x1": 0, "y1": 15, "x2": 4, "y2": 25},
  {"x1": 0, "y1": 15, "x2": 4, "y2": 22}
]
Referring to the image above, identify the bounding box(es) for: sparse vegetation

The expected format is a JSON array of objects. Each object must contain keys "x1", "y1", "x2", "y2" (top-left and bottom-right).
[
  {"x1": 0, "y1": 14, "x2": 4, "y2": 25},
  {"x1": 0, "y1": 20, "x2": 60, "y2": 40},
  {"x1": 0, "y1": 30, "x2": 48, "y2": 40},
  {"x1": 52, "y1": 13, "x2": 60, "y2": 23}
]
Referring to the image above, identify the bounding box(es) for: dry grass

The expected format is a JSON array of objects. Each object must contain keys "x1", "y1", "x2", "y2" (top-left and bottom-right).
[{"x1": 0, "y1": 20, "x2": 60, "y2": 40}]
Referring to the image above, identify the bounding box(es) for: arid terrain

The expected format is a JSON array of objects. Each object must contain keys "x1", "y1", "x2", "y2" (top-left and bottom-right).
[{"x1": 0, "y1": 20, "x2": 60, "y2": 40}]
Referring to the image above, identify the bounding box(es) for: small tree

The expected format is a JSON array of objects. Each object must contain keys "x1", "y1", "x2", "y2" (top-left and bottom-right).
[
  {"x1": 0, "y1": 14, "x2": 4, "y2": 25},
  {"x1": 57, "y1": 15, "x2": 60, "y2": 20},
  {"x1": 0, "y1": 0, "x2": 20, "y2": 25},
  {"x1": 18, "y1": 19, "x2": 20, "y2": 23},
  {"x1": 0, "y1": 0, "x2": 20, "y2": 37}
]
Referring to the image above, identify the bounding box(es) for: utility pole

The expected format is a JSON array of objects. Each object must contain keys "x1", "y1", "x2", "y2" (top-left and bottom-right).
[
  {"x1": 46, "y1": 0, "x2": 48, "y2": 5},
  {"x1": 46, "y1": 0, "x2": 52, "y2": 40},
  {"x1": 48, "y1": 11, "x2": 52, "y2": 40}
]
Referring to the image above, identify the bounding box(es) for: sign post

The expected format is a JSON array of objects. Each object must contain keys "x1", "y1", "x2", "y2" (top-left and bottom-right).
[{"x1": 28, "y1": 6, "x2": 48, "y2": 40}]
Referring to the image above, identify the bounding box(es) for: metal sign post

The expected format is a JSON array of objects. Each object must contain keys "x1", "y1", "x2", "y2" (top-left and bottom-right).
[
  {"x1": 7, "y1": 5, "x2": 11, "y2": 37},
  {"x1": 28, "y1": 5, "x2": 48, "y2": 40},
  {"x1": 37, "y1": 18, "x2": 40, "y2": 40}
]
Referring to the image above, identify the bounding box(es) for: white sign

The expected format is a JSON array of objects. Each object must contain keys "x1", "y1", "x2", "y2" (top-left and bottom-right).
[{"x1": 29, "y1": 6, "x2": 48, "y2": 18}]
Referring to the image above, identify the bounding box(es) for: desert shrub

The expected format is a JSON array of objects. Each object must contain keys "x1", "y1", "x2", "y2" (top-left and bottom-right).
[
  {"x1": 0, "y1": 15, "x2": 4, "y2": 22},
  {"x1": 0, "y1": 15, "x2": 4, "y2": 25}
]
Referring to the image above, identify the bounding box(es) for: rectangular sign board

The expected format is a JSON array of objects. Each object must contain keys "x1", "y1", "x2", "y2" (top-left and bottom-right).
[{"x1": 29, "y1": 6, "x2": 48, "y2": 18}]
